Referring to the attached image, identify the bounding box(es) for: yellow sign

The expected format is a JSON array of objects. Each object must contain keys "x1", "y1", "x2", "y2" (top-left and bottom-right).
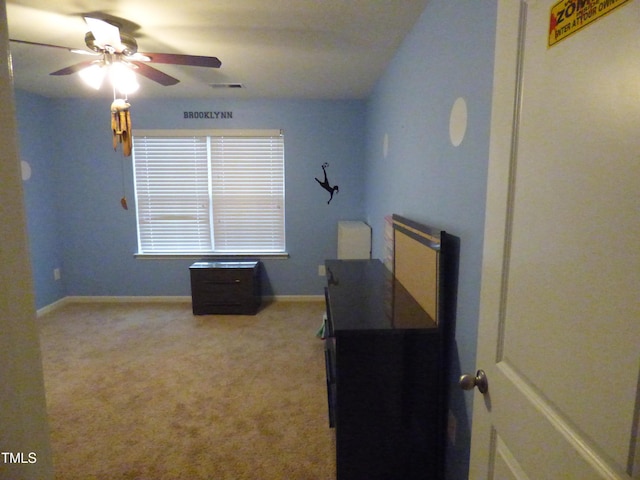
[{"x1": 549, "y1": 0, "x2": 631, "y2": 47}]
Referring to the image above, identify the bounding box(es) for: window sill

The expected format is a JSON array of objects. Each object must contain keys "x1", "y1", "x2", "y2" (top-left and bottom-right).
[{"x1": 134, "y1": 252, "x2": 289, "y2": 260}]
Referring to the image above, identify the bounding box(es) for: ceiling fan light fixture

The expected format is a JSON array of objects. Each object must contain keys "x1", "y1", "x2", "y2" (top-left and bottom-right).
[
  {"x1": 109, "y1": 62, "x2": 139, "y2": 94},
  {"x1": 78, "y1": 63, "x2": 106, "y2": 90},
  {"x1": 18, "y1": 15, "x2": 221, "y2": 93}
]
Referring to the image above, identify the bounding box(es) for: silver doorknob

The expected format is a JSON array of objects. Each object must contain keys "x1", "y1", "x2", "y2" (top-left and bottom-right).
[{"x1": 459, "y1": 369, "x2": 488, "y2": 394}]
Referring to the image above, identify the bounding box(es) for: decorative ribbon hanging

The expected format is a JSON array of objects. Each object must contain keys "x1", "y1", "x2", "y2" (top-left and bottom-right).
[
  {"x1": 110, "y1": 98, "x2": 132, "y2": 209},
  {"x1": 111, "y1": 98, "x2": 132, "y2": 157},
  {"x1": 120, "y1": 155, "x2": 128, "y2": 210}
]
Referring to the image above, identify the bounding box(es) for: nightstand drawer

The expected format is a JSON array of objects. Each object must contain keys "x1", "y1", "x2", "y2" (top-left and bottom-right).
[{"x1": 190, "y1": 268, "x2": 251, "y2": 285}]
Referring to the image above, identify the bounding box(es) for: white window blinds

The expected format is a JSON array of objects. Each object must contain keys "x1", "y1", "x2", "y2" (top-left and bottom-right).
[
  {"x1": 132, "y1": 130, "x2": 285, "y2": 255},
  {"x1": 210, "y1": 135, "x2": 285, "y2": 253}
]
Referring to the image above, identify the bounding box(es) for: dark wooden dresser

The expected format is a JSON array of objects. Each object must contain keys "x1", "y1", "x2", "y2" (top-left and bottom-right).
[
  {"x1": 324, "y1": 259, "x2": 447, "y2": 480},
  {"x1": 189, "y1": 261, "x2": 260, "y2": 315}
]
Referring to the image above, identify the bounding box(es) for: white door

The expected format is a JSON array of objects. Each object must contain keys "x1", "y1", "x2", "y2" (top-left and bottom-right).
[{"x1": 469, "y1": 1, "x2": 640, "y2": 478}]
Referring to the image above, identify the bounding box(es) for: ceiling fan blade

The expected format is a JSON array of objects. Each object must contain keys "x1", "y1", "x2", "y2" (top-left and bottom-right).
[
  {"x1": 11, "y1": 39, "x2": 72, "y2": 53},
  {"x1": 131, "y1": 61, "x2": 179, "y2": 86},
  {"x1": 84, "y1": 16, "x2": 123, "y2": 51},
  {"x1": 140, "y1": 52, "x2": 221, "y2": 68},
  {"x1": 10, "y1": 39, "x2": 100, "y2": 56},
  {"x1": 10, "y1": 39, "x2": 65, "y2": 50},
  {"x1": 128, "y1": 52, "x2": 151, "y2": 62},
  {"x1": 70, "y1": 49, "x2": 102, "y2": 56},
  {"x1": 50, "y1": 60, "x2": 96, "y2": 76}
]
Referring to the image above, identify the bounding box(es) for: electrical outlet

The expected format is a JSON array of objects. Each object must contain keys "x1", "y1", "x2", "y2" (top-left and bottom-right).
[
  {"x1": 318, "y1": 264, "x2": 326, "y2": 276},
  {"x1": 53, "y1": 268, "x2": 61, "y2": 281}
]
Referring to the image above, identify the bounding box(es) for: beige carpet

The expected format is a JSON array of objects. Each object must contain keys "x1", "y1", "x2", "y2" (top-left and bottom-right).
[{"x1": 37, "y1": 300, "x2": 336, "y2": 479}]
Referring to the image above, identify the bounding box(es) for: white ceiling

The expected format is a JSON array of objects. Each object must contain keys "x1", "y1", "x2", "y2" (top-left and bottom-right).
[{"x1": 6, "y1": 0, "x2": 429, "y2": 100}]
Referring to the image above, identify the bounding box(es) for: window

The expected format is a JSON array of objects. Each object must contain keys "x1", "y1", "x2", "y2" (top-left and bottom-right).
[{"x1": 132, "y1": 129, "x2": 285, "y2": 255}]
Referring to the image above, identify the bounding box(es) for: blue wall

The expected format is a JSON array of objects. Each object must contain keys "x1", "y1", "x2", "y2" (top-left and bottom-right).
[
  {"x1": 364, "y1": 1, "x2": 497, "y2": 477},
  {"x1": 15, "y1": 91, "x2": 65, "y2": 308},
  {"x1": 17, "y1": 95, "x2": 366, "y2": 306}
]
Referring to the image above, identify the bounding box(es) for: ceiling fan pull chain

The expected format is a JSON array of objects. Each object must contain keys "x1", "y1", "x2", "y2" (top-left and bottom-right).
[{"x1": 120, "y1": 156, "x2": 128, "y2": 211}]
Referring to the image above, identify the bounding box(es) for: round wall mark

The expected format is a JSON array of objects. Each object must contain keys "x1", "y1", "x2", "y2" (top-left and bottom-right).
[
  {"x1": 449, "y1": 97, "x2": 468, "y2": 147},
  {"x1": 21, "y1": 160, "x2": 32, "y2": 181}
]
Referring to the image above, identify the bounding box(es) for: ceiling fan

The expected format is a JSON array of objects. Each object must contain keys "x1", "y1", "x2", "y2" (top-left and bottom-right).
[{"x1": 10, "y1": 15, "x2": 222, "y2": 91}]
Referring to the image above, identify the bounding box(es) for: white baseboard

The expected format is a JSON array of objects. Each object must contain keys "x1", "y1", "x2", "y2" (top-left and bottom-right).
[
  {"x1": 264, "y1": 295, "x2": 324, "y2": 303},
  {"x1": 65, "y1": 295, "x2": 192, "y2": 304},
  {"x1": 37, "y1": 294, "x2": 324, "y2": 316},
  {"x1": 36, "y1": 297, "x2": 71, "y2": 317}
]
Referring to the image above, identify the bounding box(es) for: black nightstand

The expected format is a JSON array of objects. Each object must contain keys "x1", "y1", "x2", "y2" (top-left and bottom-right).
[{"x1": 189, "y1": 261, "x2": 261, "y2": 315}]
